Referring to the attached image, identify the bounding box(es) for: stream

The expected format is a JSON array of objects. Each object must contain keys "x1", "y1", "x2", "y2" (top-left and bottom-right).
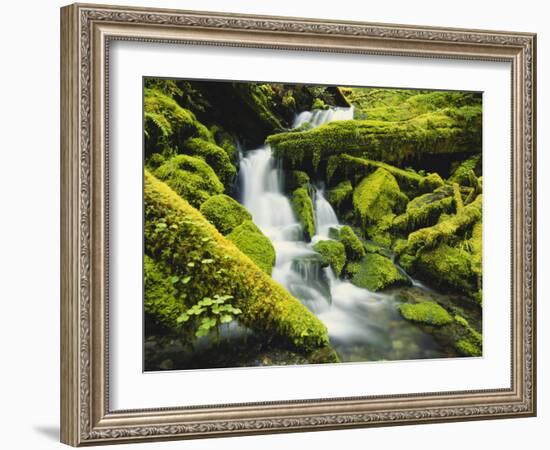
[{"x1": 237, "y1": 106, "x2": 448, "y2": 362}]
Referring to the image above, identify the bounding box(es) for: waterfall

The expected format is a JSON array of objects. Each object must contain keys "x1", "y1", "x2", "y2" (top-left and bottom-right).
[
  {"x1": 313, "y1": 188, "x2": 340, "y2": 241},
  {"x1": 239, "y1": 106, "x2": 353, "y2": 312},
  {"x1": 237, "y1": 105, "x2": 444, "y2": 362}
]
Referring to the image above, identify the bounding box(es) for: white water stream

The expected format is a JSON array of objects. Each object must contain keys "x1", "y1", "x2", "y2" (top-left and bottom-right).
[{"x1": 238, "y1": 107, "x2": 444, "y2": 362}]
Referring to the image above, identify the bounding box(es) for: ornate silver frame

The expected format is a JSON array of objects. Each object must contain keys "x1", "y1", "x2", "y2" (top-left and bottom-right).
[{"x1": 60, "y1": 3, "x2": 536, "y2": 446}]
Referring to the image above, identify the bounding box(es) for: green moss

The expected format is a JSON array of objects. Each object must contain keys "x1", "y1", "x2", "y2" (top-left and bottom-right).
[
  {"x1": 338, "y1": 225, "x2": 366, "y2": 261},
  {"x1": 452, "y1": 182, "x2": 464, "y2": 212},
  {"x1": 285, "y1": 170, "x2": 310, "y2": 191},
  {"x1": 328, "y1": 181, "x2": 353, "y2": 212},
  {"x1": 153, "y1": 155, "x2": 224, "y2": 208},
  {"x1": 144, "y1": 171, "x2": 329, "y2": 351},
  {"x1": 449, "y1": 154, "x2": 482, "y2": 185},
  {"x1": 268, "y1": 102, "x2": 481, "y2": 170},
  {"x1": 344, "y1": 88, "x2": 482, "y2": 122},
  {"x1": 404, "y1": 194, "x2": 482, "y2": 253},
  {"x1": 146, "y1": 152, "x2": 165, "y2": 170},
  {"x1": 291, "y1": 187, "x2": 316, "y2": 240},
  {"x1": 313, "y1": 240, "x2": 347, "y2": 276},
  {"x1": 183, "y1": 138, "x2": 236, "y2": 186},
  {"x1": 199, "y1": 194, "x2": 252, "y2": 235},
  {"x1": 233, "y1": 83, "x2": 284, "y2": 133},
  {"x1": 227, "y1": 220, "x2": 276, "y2": 275},
  {"x1": 210, "y1": 125, "x2": 238, "y2": 160},
  {"x1": 144, "y1": 87, "x2": 212, "y2": 157},
  {"x1": 392, "y1": 195, "x2": 454, "y2": 234},
  {"x1": 416, "y1": 244, "x2": 477, "y2": 296},
  {"x1": 418, "y1": 173, "x2": 444, "y2": 193},
  {"x1": 397, "y1": 302, "x2": 452, "y2": 326},
  {"x1": 329, "y1": 155, "x2": 423, "y2": 196},
  {"x1": 353, "y1": 168, "x2": 408, "y2": 228},
  {"x1": 348, "y1": 253, "x2": 409, "y2": 291},
  {"x1": 312, "y1": 98, "x2": 328, "y2": 110},
  {"x1": 144, "y1": 255, "x2": 186, "y2": 332},
  {"x1": 456, "y1": 339, "x2": 482, "y2": 357}
]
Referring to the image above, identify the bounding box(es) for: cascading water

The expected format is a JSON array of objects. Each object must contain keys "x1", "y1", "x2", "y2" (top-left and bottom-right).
[{"x1": 238, "y1": 106, "x2": 445, "y2": 362}]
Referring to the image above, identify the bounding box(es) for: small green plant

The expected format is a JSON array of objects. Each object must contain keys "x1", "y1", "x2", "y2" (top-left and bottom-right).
[{"x1": 176, "y1": 294, "x2": 242, "y2": 338}]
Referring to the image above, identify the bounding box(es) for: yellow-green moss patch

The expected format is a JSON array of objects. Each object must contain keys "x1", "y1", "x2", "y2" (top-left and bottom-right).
[
  {"x1": 397, "y1": 302, "x2": 452, "y2": 326},
  {"x1": 227, "y1": 220, "x2": 276, "y2": 275},
  {"x1": 313, "y1": 240, "x2": 347, "y2": 276},
  {"x1": 199, "y1": 194, "x2": 252, "y2": 235},
  {"x1": 153, "y1": 155, "x2": 224, "y2": 208},
  {"x1": 144, "y1": 171, "x2": 329, "y2": 351},
  {"x1": 347, "y1": 253, "x2": 409, "y2": 292},
  {"x1": 291, "y1": 187, "x2": 316, "y2": 240}
]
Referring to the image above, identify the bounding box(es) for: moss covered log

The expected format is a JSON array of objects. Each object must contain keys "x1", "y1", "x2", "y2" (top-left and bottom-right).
[
  {"x1": 144, "y1": 170, "x2": 330, "y2": 352},
  {"x1": 268, "y1": 104, "x2": 481, "y2": 170}
]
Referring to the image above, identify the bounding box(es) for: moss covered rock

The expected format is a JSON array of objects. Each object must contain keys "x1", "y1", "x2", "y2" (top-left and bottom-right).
[
  {"x1": 397, "y1": 302, "x2": 452, "y2": 326},
  {"x1": 328, "y1": 181, "x2": 353, "y2": 213},
  {"x1": 184, "y1": 138, "x2": 237, "y2": 186},
  {"x1": 153, "y1": 155, "x2": 224, "y2": 208},
  {"x1": 338, "y1": 225, "x2": 366, "y2": 261},
  {"x1": 199, "y1": 194, "x2": 252, "y2": 235},
  {"x1": 353, "y1": 168, "x2": 408, "y2": 226},
  {"x1": 291, "y1": 187, "x2": 316, "y2": 240},
  {"x1": 144, "y1": 171, "x2": 329, "y2": 352},
  {"x1": 352, "y1": 168, "x2": 408, "y2": 246},
  {"x1": 144, "y1": 87, "x2": 212, "y2": 157},
  {"x1": 285, "y1": 170, "x2": 310, "y2": 191},
  {"x1": 347, "y1": 253, "x2": 409, "y2": 291},
  {"x1": 313, "y1": 240, "x2": 347, "y2": 276},
  {"x1": 415, "y1": 244, "x2": 478, "y2": 297},
  {"x1": 227, "y1": 220, "x2": 276, "y2": 275}
]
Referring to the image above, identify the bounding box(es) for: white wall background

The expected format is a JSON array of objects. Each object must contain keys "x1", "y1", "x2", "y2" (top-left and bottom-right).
[{"x1": 0, "y1": 0, "x2": 545, "y2": 448}]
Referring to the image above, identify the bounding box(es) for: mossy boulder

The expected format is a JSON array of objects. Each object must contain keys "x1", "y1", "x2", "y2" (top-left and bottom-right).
[
  {"x1": 338, "y1": 225, "x2": 366, "y2": 261},
  {"x1": 352, "y1": 168, "x2": 408, "y2": 246},
  {"x1": 227, "y1": 220, "x2": 276, "y2": 275},
  {"x1": 291, "y1": 186, "x2": 316, "y2": 240},
  {"x1": 183, "y1": 138, "x2": 237, "y2": 186},
  {"x1": 153, "y1": 155, "x2": 224, "y2": 208},
  {"x1": 313, "y1": 240, "x2": 347, "y2": 276},
  {"x1": 328, "y1": 181, "x2": 353, "y2": 214},
  {"x1": 397, "y1": 302, "x2": 452, "y2": 326},
  {"x1": 199, "y1": 194, "x2": 252, "y2": 235},
  {"x1": 418, "y1": 172, "x2": 445, "y2": 193},
  {"x1": 144, "y1": 170, "x2": 329, "y2": 352},
  {"x1": 353, "y1": 168, "x2": 408, "y2": 226},
  {"x1": 347, "y1": 253, "x2": 409, "y2": 291},
  {"x1": 144, "y1": 87, "x2": 212, "y2": 157}
]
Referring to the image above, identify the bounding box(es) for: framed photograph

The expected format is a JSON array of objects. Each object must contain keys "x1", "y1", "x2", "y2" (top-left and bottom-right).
[{"x1": 60, "y1": 3, "x2": 537, "y2": 446}]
